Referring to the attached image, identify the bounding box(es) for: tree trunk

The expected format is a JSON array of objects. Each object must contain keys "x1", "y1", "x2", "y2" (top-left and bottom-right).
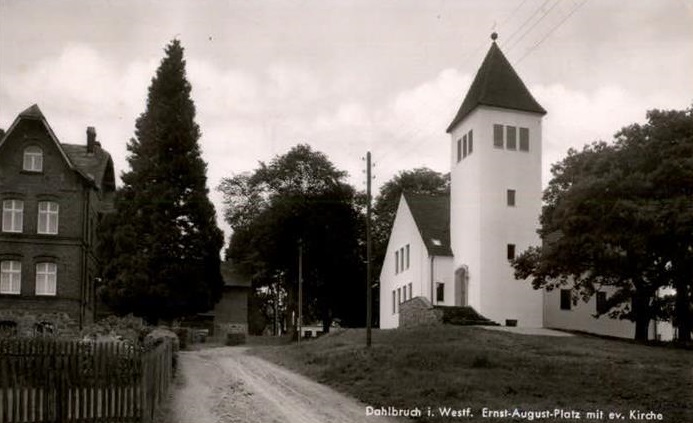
[{"x1": 632, "y1": 293, "x2": 652, "y2": 342}]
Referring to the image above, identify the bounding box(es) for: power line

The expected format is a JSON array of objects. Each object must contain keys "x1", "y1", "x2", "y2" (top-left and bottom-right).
[
  {"x1": 503, "y1": 0, "x2": 553, "y2": 48},
  {"x1": 499, "y1": 0, "x2": 533, "y2": 30},
  {"x1": 516, "y1": 0, "x2": 589, "y2": 65},
  {"x1": 506, "y1": 0, "x2": 562, "y2": 54}
]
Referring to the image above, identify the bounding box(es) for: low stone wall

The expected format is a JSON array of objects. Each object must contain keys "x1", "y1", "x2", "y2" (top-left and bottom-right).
[
  {"x1": 399, "y1": 297, "x2": 444, "y2": 328},
  {"x1": 0, "y1": 310, "x2": 78, "y2": 337}
]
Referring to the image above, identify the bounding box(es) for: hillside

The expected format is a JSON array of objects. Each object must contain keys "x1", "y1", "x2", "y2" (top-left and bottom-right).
[{"x1": 250, "y1": 326, "x2": 692, "y2": 423}]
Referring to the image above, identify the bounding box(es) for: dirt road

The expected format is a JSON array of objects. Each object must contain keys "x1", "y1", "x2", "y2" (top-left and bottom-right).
[{"x1": 165, "y1": 346, "x2": 402, "y2": 423}]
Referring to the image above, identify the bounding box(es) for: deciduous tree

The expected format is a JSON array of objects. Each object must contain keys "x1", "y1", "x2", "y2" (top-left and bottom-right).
[
  {"x1": 513, "y1": 107, "x2": 693, "y2": 342},
  {"x1": 219, "y1": 144, "x2": 364, "y2": 333}
]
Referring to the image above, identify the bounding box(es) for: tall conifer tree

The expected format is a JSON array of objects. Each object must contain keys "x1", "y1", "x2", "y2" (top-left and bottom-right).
[{"x1": 99, "y1": 40, "x2": 223, "y2": 322}]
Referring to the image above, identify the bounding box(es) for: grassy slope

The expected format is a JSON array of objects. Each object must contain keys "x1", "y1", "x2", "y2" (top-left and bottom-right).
[{"x1": 250, "y1": 327, "x2": 692, "y2": 423}]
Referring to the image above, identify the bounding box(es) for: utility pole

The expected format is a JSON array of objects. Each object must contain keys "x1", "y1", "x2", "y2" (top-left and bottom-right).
[
  {"x1": 298, "y1": 239, "x2": 303, "y2": 344},
  {"x1": 366, "y1": 151, "x2": 373, "y2": 347}
]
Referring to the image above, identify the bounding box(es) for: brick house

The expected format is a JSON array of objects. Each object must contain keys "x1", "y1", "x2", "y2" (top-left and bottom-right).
[{"x1": 0, "y1": 104, "x2": 115, "y2": 336}]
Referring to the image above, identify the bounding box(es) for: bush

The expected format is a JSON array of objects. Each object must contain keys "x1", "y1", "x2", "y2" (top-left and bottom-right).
[{"x1": 81, "y1": 315, "x2": 150, "y2": 345}]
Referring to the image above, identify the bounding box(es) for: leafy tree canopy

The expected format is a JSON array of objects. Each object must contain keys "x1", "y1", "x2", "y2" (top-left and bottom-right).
[
  {"x1": 219, "y1": 144, "x2": 365, "y2": 331},
  {"x1": 513, "y1": 107, "x2": 693, "y2": 341},
  {"x1": 98, "y1": 39, "x2": 223, "y2": 323}
]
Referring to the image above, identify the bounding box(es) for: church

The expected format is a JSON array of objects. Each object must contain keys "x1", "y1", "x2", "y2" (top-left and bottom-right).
[{"x1": 379, "y1": 34, "x2": 674, "y2": 341}]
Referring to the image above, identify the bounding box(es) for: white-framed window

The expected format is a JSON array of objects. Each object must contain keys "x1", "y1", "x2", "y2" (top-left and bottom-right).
[
  {"x1": 35, "y1": 262, "x2": 57, "y2": 296},
  {"x1": 0, "y1": 260, "x2": 21, "y2": 294},
  {"x1": 23, "y1": 146, "x2": 44, "y2": 172},
  {"x1": 2, "y1": 199, "x2": 23, "y2": 233},
  {"x1": 37, "y1": 201, "x2": 59, "y2": 234}
]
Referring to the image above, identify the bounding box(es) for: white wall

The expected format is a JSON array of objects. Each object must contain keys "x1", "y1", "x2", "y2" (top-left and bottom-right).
[
  {"x1": 379, "y1": 196, "x2": 454, "y2": 329},
  {"x1": 544, "y1": 286, "x2": 675, "y2": 341},
  {"x1": 379, "y1": 196, "x2": 427, "y2": 329},
  {"x1": 450, "y1": 106, "x2": 544, "y2": 327}
]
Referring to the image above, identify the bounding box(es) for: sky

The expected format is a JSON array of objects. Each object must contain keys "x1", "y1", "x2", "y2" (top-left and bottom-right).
[{"x1": 1, "y1": 0, "x2": 692, "y2": 242}]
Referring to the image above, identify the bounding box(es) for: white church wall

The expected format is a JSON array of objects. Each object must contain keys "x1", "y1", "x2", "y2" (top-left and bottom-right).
[
  {"x1": 449, "y1": 107, "x2": 483, "y2": 312},
  {"x1": 430, "y1": 256, "x2": 454, "y2": 307},
  {"x1": 379, "y1": 196, "x2": 429, "y2": 329},
  {"x1": 544, "y1": 286, "x2": 675, "y2": 341},
  {"x1": 450, "y1": 105, "x2": 544, "y2": 327}
]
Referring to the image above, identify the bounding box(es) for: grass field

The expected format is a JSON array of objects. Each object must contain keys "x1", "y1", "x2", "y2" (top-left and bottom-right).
[{"x1": 250, "y1": 326, "x2": 692, "y2": 423}]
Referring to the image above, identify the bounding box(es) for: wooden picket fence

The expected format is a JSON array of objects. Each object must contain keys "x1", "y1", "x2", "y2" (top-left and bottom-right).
[{"x1": 0, "y1": 338, "x2": 173, "y2": 423}]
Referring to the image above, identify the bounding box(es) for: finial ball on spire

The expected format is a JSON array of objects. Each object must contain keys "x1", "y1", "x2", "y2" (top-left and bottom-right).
[{"x1": 491, "y1": 32, "x2": 498, "y2": 41}]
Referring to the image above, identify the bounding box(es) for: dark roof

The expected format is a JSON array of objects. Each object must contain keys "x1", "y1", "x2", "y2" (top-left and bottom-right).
[
  {"x1": 62, "y1": 144, "x2": 115, "y2": 191},
  {"x1": 18, "y1": 104, "x2": 46, "y2": 120},
  {"x1": 404, "y1": 193, "x2": 452, "y2": 257},
  {"x1": 1, "y1": 104, "x2": 115, "y2": 192},
  {"x1": 220, "y1": 262, "x2": 252, "y2": 288},
  {"x1": 446, "y1": 41, "x2": 546, "y2": 133}
]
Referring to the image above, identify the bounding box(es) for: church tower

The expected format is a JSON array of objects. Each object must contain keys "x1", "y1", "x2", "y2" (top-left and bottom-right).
[{"x1": 447, "y1": 33, "x2": 546, "y2": 327}]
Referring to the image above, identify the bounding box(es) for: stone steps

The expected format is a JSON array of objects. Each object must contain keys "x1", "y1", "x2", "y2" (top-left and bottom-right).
[{"x1": 434, "y1": 305, "x2": 500, "y2": 326}]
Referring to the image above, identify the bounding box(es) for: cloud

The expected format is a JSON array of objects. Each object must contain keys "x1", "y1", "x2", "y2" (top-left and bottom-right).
[{"x1": 532, "y1": 83, "x2": 666, "y2": 186}]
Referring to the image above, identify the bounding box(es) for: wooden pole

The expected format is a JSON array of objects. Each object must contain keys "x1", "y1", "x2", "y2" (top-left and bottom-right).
[
  {"x1": 366, "y1": 151, "x2": 372, "y2": 347},
  {"x1": 298, "y1": 240, "x2": 303, "y2": 344}
]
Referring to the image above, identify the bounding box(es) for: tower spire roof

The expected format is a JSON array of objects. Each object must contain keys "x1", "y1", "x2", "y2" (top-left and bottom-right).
[{"x1": 446, "y1": 35, "x2": 546, "y2": 133}]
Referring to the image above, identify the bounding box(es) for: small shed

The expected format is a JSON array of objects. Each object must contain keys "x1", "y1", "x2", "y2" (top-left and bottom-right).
[{"x1": 214, "y1": 262, "x2": 251, "y2": 341}]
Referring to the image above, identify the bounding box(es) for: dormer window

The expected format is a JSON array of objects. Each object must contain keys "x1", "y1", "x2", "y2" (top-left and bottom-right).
[{"x1": 23, "y1": 146, "x2": 43, "y2": 172}]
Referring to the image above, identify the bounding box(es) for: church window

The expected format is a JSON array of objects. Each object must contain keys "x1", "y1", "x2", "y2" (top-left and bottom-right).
[
  {"x1": 493, "y1": 124, "x2": 504, "y2": 148},
  {"x1": 397, "y1": 287, "x2": 402, "y2": 306},
  {"x1": 463, "y1": 134, "x2": 468, "y2": 158},
  {"x1": 520, "y1": 127, "x2": 530, "y2": 151},
  {"x1": 506, "y1": 126, "x2": 517, "y2": 150},
  {"x1": 405, "y1": 244, "x2": 410, "y2": 269},
  {"x1": 436, "y1": 282, "x2": 445, "y2": 303},
  {"x1": 507, "y1": 189, "x2": 516, "y2": 207},
  {"x1": 408, "y1": 282, "x2": 412, "y2": 299},
  {"x1": 596, "y1": 291, "x2": 608, "y2": 314},
  {"x1": 400, "y1": 247, "x2": 405, "y2": 270},
  {"x1": 457, "y1": 139, "x2": 462, "y2": 162},
  {"x1": 395, "y1": 251, "x2": 399, "y2": 274},
  {"x1": 507, "y1": 244, "x2": 516, "y2": 260},
  {"x1": 468, "y1": 130, "x2": 473, "y2": 154},
  {"x1": 392, "y1": 290, "x2": 396, "y2": 314},
  {"x1": 560, "y1": 289, "x2": 572, "y2": 310}
]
